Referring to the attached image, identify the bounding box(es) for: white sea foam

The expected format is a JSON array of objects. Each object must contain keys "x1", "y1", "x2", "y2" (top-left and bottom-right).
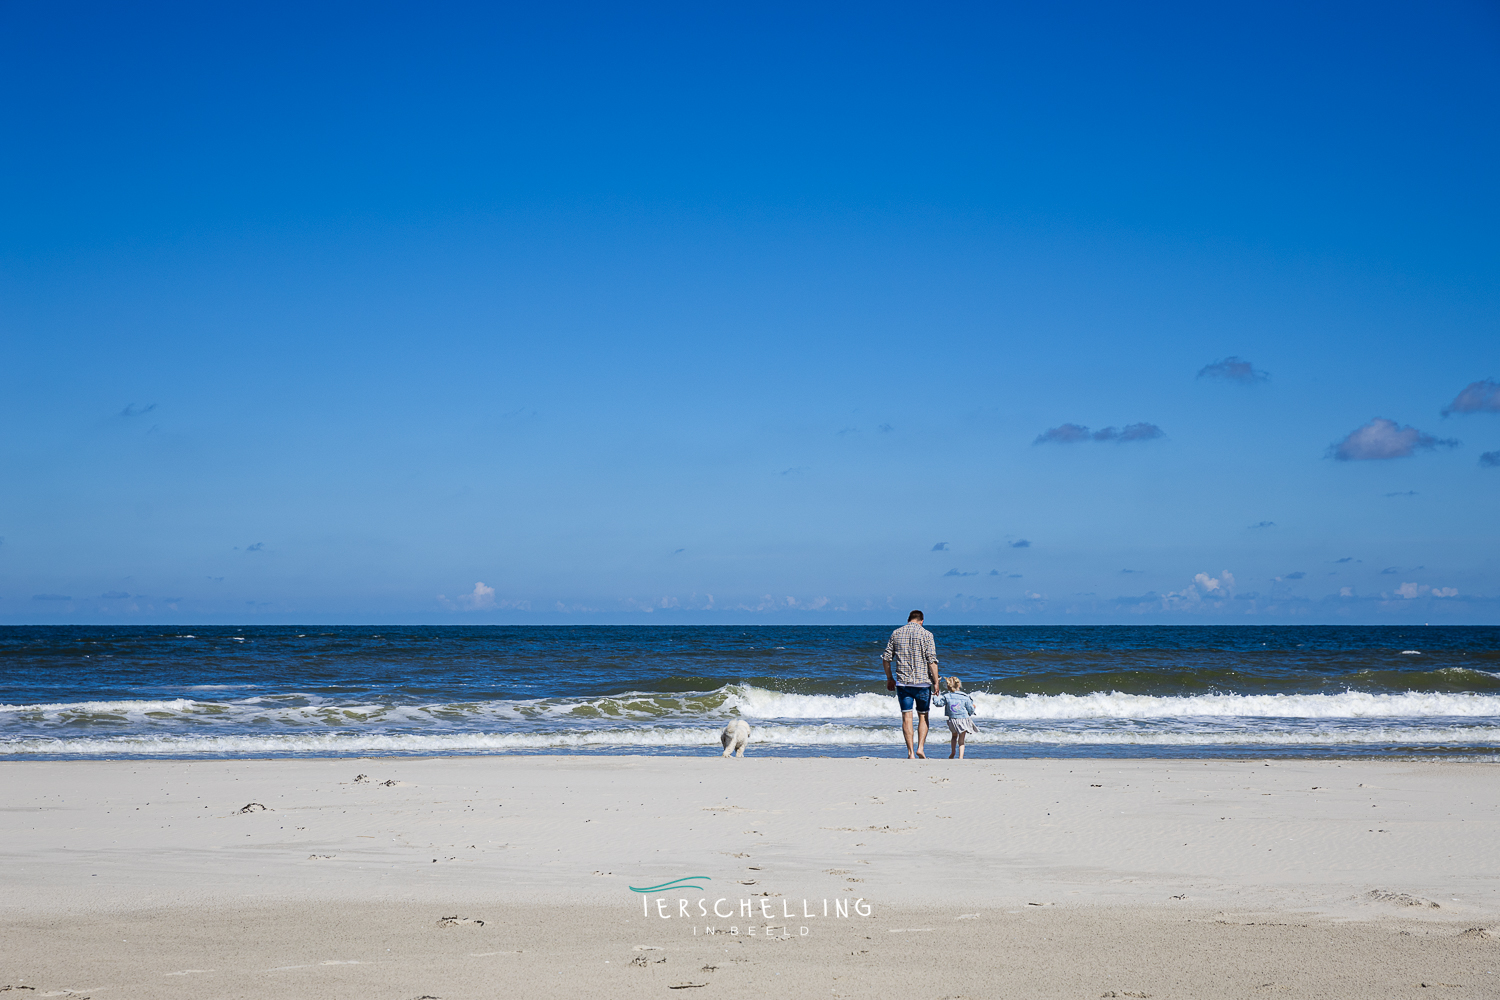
[
  {"x1": 960, "y1": 690, "x2": 1500, "y2": 721},
  {"x1": 3, "y1": 722, "x2": 1499, "y2": 757},
  {"x1": 4, "y1": 686, "x2": 1500, "y2": 727}
]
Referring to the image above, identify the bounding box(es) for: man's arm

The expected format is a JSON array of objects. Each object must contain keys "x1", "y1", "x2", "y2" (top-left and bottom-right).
[
  {"x1": 882, "y1": 636, "x2": 897, "y2": 690},
  {"x1": 925, "y1": 632, "x2": 939, "y2": 689}
]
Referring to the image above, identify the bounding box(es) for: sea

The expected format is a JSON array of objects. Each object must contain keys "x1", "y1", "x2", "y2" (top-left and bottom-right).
[{"x1": 2, "y1": 625, "x2": 1498, "y2": 761}]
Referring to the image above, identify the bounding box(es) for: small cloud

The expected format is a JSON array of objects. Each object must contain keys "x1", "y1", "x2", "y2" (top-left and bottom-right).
[
  {"x1": 943, "y1": 569, "x2": 978, "y2": 577},
  {"x1": 99, "y1": 591, "x2": 131, "y2": 599},
  {"x1": 989, "y1": 570, "x2": 1000, "y2": 576},
  {"x1": 1121, "y1": 422, "x2": 1165, "y2": 442},
  {"x1": 1092, "y1": 422, "x2": 1165, "y2": 443},
  {"x1": 1197, "y1": 357, "x2": 1269, "y2": 383},
  {"x1": 1392, "y1": 581, "x2": 1452, "y2": 599},
  {"x1": 1481, "y1": 451, "x2": 1500, "y2": 468},
  {"x1": 1009, "y1": 539, "x2": 1031, "y2": 548},
  {"x1": 32, "y1": 594, "x2": 72, "y2": 601},
  {"x1": 1340, "y1": 586, "x2": 1354, "y2": 597},
  {"x1": 1441, "y1": 378, "x2": 1500, "y2": 416},
  {"x1": 1383, "y1": 491, "x2": 1418, "y2": 497},
  {"x1": 672, "y1": 548, "x2": 685, "y2": 555},
  {"x1": 454, "y1": 581, "x2": 496, "y2": 610},
  {"x1": 1248, "y1": 521, "x2": 1276, "y2": 529},
  {"x1": 931, "y1": 542, "x2": 949, "y2": 551},
  {"x1": 837, "y1": 427, "x2": 860, "y2": 436},
  {"x1": 779, "y1": 466, "x2": 808, "y2": 476},
  {"x1": 1121, "y1": 569, "x2": 1140, "y2": 574},
  {"x1": 1195, "y1": 571, "x2": 1235, "y2": 594},
  {"x1": 1333, "y1": 557, "x2": 1356, "y2": 563},
  {"x1": 877, "y1": 423, "x2": 894, "y2": 433},
  {"x1": 1329, "y1": 417, "x2": 1458, "y2": 461},
  {"x1": 119, "y1": 402, "x2": 157, "y2": 418},
  {"x1": 245, "y1": 542, "x2": 265, "y2": 552},
  {"x1": 1034, "y1": 423, "x2": 1092, "y2": 445},
  {"x1": 1007, "y1": 573, "x2": 1022, "y2": 578},
  {"x1": 161, "y1": 597, "x2": 181, "y2": 603},
  {"x1": 1283, "y1": 571, "x2": 1305, "y2": 580},
  {"x1": 206, "y1": 576, "x2": 224, "y2": 582},
  {"x1": 1380, "y1": 566, "x2": 1400, "y2": 574}
]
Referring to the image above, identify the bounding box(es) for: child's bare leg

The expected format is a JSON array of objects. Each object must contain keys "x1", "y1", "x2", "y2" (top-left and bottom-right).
[
  {"x1": 957, "y1": 731, "x2": 967, "y2": 759},
  {"x1": 949, "y1": 731, "x2": 958, "y2": 758}
]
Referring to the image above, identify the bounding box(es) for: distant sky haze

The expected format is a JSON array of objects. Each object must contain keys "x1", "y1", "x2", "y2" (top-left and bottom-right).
[{"x1": 2, "y1": 0, "x2": 1497, "y2": 623}]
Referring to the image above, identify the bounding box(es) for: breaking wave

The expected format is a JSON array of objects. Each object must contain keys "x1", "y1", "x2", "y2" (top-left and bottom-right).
[{"x1": 5, "y1": 685, "x2": 1500, "y2": 727}]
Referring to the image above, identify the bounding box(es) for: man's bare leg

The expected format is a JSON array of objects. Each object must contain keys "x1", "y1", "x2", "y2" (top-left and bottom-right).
[
  {"x1": 915, "y1": 712, "x2": 929, "y2": 758},
  {"x1": 901, "y1": 711, "x2": 916, "y2": 758}
]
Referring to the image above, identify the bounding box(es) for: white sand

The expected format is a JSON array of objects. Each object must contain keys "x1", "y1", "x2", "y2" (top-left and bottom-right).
[{"x1": 3, "y1": 756, "x2": 1498, "y2": 998}]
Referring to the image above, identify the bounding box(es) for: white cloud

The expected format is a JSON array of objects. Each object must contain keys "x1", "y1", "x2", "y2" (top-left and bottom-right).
[
  {"x1": 1194, "y1": 570, "x2": 1235, "y2": 594},
  {"x1": 438, "y1": 581, "x2": 526, "y2": 611},
  {"x1": 1160, "y1": 570, "x2": 1236, "y2": 610},
  {"x1": 1393, "y1": 582, "x2": 1456, "y2": 599},
  {"x1": 460, "y1": 581, "x2": 495, "y2": 609},
  {"x1": 1330, "y1": 418, "x2": 1458, "y2": 460},
  {"x1": 1442, "y1": 379, "x2": 1500, "y2": 416}
]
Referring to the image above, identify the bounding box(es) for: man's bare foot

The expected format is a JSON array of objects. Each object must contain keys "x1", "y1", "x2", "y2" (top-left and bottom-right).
[{"x1": 915, "y1": 750, "x2": 926, "y2": 759}]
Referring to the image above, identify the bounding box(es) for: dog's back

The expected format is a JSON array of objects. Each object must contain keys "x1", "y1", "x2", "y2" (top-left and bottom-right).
[{"x1": 720, "y1": 719, "x2": 751, "y2": 757}]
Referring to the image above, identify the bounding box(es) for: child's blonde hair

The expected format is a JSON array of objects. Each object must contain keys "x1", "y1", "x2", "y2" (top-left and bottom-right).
[{"x1": 944, "y1": 676, "x2": 962, "y2": 692}]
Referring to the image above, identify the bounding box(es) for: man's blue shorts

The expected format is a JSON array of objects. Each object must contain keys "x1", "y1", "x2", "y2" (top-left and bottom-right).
[{"x1": 895, "y1": 685, "x2": 931, "y2": 714}]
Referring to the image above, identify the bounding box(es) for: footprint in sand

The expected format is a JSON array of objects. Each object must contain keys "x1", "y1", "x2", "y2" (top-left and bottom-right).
[
  {"x1": 436, "y1": 916, "x2": 485, "y2": 928},
  {"x1": 238, "y1": 802, "x2": 269, "y2": 813}
]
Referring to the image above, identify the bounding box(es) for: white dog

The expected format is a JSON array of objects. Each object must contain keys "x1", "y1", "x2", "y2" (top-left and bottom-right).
[{"x1": 720, "y1": 719, "x2": 751, "y2": 757}]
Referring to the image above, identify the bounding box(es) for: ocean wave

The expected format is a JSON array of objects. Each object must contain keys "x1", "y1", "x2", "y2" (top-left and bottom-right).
[
  {"x1": 3, "y1": 722, "x2": 1499, "y2": 757},
  {"x1": 5, "y1": 685, "x2": 1500, "y2": 728}
]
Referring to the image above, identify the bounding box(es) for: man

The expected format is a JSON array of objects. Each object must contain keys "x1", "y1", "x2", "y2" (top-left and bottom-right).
[{"x1": 882, "y1": 610, "x2": 940, "y2": 759}]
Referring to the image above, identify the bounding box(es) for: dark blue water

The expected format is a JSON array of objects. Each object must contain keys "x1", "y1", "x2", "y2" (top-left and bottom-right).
[{"x1": 2, "y1": 625, "x2": 1497, "y2": 759}]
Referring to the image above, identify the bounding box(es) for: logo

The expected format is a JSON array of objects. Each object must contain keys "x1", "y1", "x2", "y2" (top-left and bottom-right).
[
  {"x1": 629, "y1": 876, "x2": 711, "y2": 893},
  {"x1": 631, "y1": 874, "x2": 872, "y2": 938}
]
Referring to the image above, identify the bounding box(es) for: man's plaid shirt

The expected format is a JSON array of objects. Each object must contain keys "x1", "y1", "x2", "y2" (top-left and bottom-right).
[{"x1": 882, "y1": 621, "x2": 938, "y2": 686}]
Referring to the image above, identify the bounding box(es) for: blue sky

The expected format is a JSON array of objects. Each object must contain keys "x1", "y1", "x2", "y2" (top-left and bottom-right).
[{"x1": 3, "y1": 0, "x2": 1498, "y2": 624}]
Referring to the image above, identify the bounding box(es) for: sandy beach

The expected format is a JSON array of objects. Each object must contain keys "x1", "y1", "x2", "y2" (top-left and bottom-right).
[{"x1": 3, "y1": 755, "x2": 1498, "y2": 998}]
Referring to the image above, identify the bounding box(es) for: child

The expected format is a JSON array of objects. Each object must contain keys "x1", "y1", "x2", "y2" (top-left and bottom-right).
[{"x1": 936, "y1": 676, "x2": 977, "y2": 759}]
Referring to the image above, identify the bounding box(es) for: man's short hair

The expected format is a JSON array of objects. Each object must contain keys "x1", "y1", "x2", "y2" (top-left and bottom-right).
[{"x1": 908, "y1": 610, "x2": 924, "y2": 621}]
